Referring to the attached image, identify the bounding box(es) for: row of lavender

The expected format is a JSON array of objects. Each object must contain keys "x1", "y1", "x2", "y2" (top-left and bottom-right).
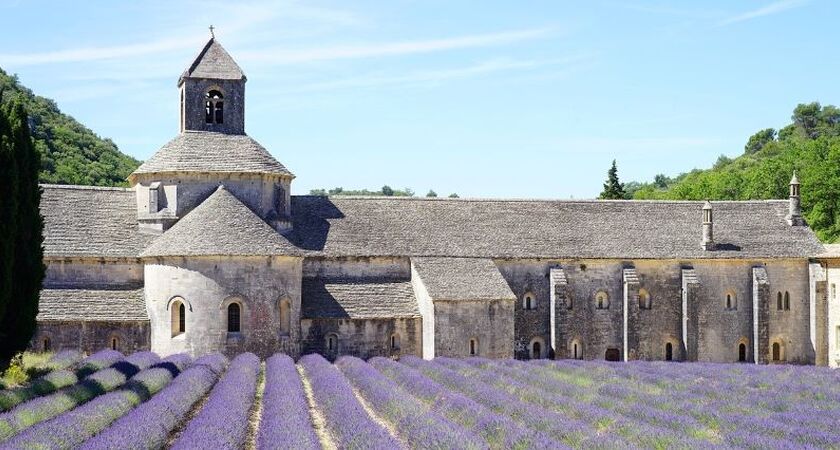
[{"x1": 4, "y1": 349, "x2": 840, "y2": 449}]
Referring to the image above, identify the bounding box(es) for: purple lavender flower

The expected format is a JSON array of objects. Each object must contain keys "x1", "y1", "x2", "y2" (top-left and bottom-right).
[
  {"x1": 337, "y1": 355, "x2": 488, "y2": 450},
  {"x1": 80, "y1": 354, "x2": 227, "y2": 450},
  {"x1": 299, "y1": 353, "x2": 399, "y2": 450},
  {"x1": 170, "y1": 352, "x2": 260, "y2": 450},
  {"x1": 4, "y1": 354, "x2": 192, "y2": 449},
  {"x1": 256, "y1": 353, "x2": 320, "y2": 450}
]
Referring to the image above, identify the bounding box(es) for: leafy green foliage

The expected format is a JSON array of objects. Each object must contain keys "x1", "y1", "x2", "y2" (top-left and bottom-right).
[
  {"x1": 632, "y1": 102, "x2": 840, "y2": 242},
  {"x1": 0, "y1": 68, "x2": 139, "y2": 186},
  {"x1": 0, "y1": 99, "x2": 45, "y2": 363},
  {"x1": 599, "y1": 159, "x2": 627, "y2": 200}
]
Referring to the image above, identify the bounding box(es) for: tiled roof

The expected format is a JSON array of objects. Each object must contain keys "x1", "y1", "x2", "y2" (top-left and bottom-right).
[
  {"x1": 412, "y1": 258, "x2": 516, "y2": 301},
  {"x1": 289, "y1": 197, "x2": 824, "y2": 259},
  {"x1": 140, "y1": 186, "x2": 300, "y2": 258},
  {"x1": 818, "y1": 244, "x2": 840, "y2": 258},
  {"x1": 37, "y1": 288, "x2": 147, "y2": 322},
  {"x1": 301, "y1": 278, "x2": 420, "y2": 319},
  {"x1": 40, "y1": 185, "x2": 154, "y2": 259},
  {"x1": 179, "y1": 38, "x2": 245, "y2": 83},
  {"x1": 130, "y1": 132, "x2": 293, "y2": 179}
]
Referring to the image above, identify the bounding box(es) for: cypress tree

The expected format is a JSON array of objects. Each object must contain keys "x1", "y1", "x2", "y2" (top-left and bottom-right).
[
  {"x1": 599, "y1": 159, "x2": 627, "y2": 200},
  {"x1": 0, "y1": 99, "x2": 44, "y2": 363},
  {"x1": 0, "y1": 97, "x2": 17, "y2": 352}
]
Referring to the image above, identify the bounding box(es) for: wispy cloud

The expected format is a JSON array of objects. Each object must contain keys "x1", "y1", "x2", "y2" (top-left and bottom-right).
[
  {"x1": 716, "y1": 0, "x2": 809, "y2": 26},
  {"x1": 238, "y1": 28, "x2": 555, "y2": 65},
  {"x1": 278, "y1": 55, "x2": 585, "y2": 93}
]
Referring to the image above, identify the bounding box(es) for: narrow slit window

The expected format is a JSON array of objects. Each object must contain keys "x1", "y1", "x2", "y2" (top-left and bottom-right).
[{"x1": 227, "y1": 303, "x2": 241, "y2": 333}]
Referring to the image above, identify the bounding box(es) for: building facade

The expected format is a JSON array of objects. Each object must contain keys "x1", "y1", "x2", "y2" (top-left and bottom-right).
[{"x1": 33, "y1": 37, "x2": 837, "y2": 365}]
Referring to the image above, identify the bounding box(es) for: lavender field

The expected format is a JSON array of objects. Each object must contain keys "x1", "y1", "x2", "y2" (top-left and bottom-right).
[{"x1": 1, "y1": 351, "x2": 839, "y2": 449}]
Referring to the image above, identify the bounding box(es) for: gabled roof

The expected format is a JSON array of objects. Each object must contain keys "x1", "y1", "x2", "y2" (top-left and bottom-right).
[
  {"x1": 301, "y1": 278, "x2": 420, "y2": 319},
  {"x1": 140, "y1": 186, "x2": 300, "y2": 258},
  {"x1": 38, "y1": 288, "x2": 147, "y2": 322},
  {"x1": 288, "y1": 197, "x2": 824, "y2": 259},
  {"x1": 179, "y1": 38, "x2": 245, "y2": 85},
  {"x1": 412, "y1": 258, "x2": 516, "y2": 301},
  {"x1": 130, "y1": 131, "x2": 293, "y2": 181},
  {"x1": 41, "y1": 185, "x2": 155, "y2": 259}
]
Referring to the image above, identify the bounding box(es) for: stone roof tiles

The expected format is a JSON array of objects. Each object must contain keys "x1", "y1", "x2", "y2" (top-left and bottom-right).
[
  {"x1": 130, "y1": 131, "x2": 293, "y2": 179},
  {"x1": 179, "y1": 38, "x2": 245, "y2": 84},
  {"x1": 289, "y1": 197, "x2": 824, "y2": 259},
  {"x1": 140, "y1": 186, "x2": 300, "y2": 258},
  {"x1": 41, "y1": 185, "x2": 154, "y2": 259},
  {"x1": 37, "y1": 288, "x2": 147, "y2": 322},
  {"x1": 412, "y1": 257, "x2": 516, "y2": 301},
  {"x1": 301, "y1": 278, "x2": 420, "y2": 319},
  {"x1": 818, "y1": 244, "x2": 840, "y2": 258}
]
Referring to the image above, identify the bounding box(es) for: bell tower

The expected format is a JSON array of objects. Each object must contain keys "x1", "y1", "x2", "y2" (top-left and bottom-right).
[{"x1": 179, "y1": 30, "x2": 246, "y2": 134}]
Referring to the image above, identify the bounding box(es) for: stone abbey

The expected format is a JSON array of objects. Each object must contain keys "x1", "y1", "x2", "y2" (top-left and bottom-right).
[{"x1": 33, "y1": 36, "x2": 840, "y2": 367}]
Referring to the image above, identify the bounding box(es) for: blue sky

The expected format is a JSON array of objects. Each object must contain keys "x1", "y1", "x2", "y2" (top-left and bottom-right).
[{"x1": 0, "y1": 0, "x2": 836, "y2": 198}]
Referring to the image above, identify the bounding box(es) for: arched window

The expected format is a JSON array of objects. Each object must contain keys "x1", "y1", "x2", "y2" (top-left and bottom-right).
[
  {"x1": 665, "y1": 342, "x2": 673, "y2": 361},
  {"x1": 638, "y1": 289, "x2": 651, "y2": 310},
  {"x1": 42, "y1": 337, "x2": 51, "y2": 352},
  {"x1": 205, "y1": 89, "x2": 224, "y2": 124},
  {"x1": 390, "y1": 333, "x2": 400, "y2": 350},
  {"x1": 227, "y1": 303, "x2": 241, "y2": 333},
  {"x1": 571, "y1": 340, "x2": 583, "y2": 360},
  {"x1": 784, "y1": 292, "x2": 790, "y2": 311},
  {"x1": 279, "y1": 299, "x2": 291, "y2": 335},
  {"x1": 777, "y1": 292, "x2": 783, "y2": 311},
  {"x1": 326, "y1": 333, "x2": 338, "y2": 352},
  {"x1": 171, "y1": 299, "x2": 186, "y2": 337},
  {"x1": 469, "y1": 338, "x2": 478, "y2": 356},
  {"x1": 595, "y1": 291, "x2": 610, "y2": 310},
  {"x1": 111, "y1": 337, "x2": 119, "y2": 351},
  {"x1": 738, "y1": 343, "x2": 747, "y2": 362},
  {"x1": 522, "y1": 292, "x2": 536, "y2": 310},
  {"x1": 725, "y1": 291, "x2": 737, "y2": 310}
]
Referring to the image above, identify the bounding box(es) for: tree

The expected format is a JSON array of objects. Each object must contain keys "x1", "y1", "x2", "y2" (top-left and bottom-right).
[
  {"x1": 381, "y1": 185, "x2": 394, "y2": 196},
  {"x1": 426, "y1": 190, "x2": 438, "y2": 197},
  {"x1": 448, "y1": 193, "x2": 459, "y2": 198},
  {"x1": 0, "y1": 99, "x2": 44, "y2": 363},
  {"x1": 599, "y1": 160, "x2": 626, "y2": 200},
  {"x1": 744, "y1": 128, "x2": 776, "y2": 154},
  {"x1": 653, "y1": 174, "x2": 669, "y2": 188}
]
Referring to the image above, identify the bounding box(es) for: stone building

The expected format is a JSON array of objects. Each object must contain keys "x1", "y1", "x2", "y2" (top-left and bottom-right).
[{"x1": 33, "y1": 36, "x2": 836, "y2": 365}]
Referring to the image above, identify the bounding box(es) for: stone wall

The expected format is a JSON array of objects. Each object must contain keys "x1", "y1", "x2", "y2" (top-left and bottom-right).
[
  {"x1": 144, "y1": 255, "x2": 302, "y2": 358},
  {"x1": 31, "y1": 321, "x2": 150, "y2": 354},
  {"x1": 133, "y1": 172, "x2": 291, "y2": 232},
  {"x1": 300, "y1": 317, "x2": 421, "y2": 361},
  {"x1": 496, "y1": 258, "x2": 813, "y2": 364},
  {"x1": 303, "y1": 257, "x2": 410, "y2": 279},
  {"x1": 824, "y1": 263, "x2": 840, "y2": 367},
  {"x1": 44, "y1": 259, "x2": 143, "y2": 289},
  {"x1": 433, "y1": 300, "x2": 514, "y2": 359}
]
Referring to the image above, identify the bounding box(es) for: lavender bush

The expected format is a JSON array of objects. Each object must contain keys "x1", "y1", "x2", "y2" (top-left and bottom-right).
[
  {"x1": 256, "y1": 353, "x2": 320, "y2": 450},
  {"x1": 338, "y1": 356, "x2": 487, "y2": 450},
  {"x1": 0, "y1": 351, "x2": 159, "y2": 441},
  {"x1": 4, "y1": 354, "x2": 193, "y2": 449},
  {"x1": 75, "y1": 349, "x2": 125, "y2": 378},
  {"x1": 0, "y1": 350, "x2": 122, "y2": 412},
  {"x1": 299, "y1": 353, "x2": 399, "y2": 450},
  {"x1": 81, "y1": 354, "x2": 228, "y2": 450},
  {"x1": 170, "y1": 352, "x2": 260, "y2": 450}
]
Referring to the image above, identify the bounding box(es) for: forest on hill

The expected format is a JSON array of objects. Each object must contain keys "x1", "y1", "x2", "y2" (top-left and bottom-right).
[
  {"x1": 0, "y1": 68, "x2": 139, "y2": 186},
  {"x1": 628, "y1": 102, "x2": 840, "y2": 243}
]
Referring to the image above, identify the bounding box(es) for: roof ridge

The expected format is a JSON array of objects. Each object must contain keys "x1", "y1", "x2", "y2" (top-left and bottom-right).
[
  {"x1": 293, "y1": 195, "x2": 789, "y2": 204},
  {"x1": 40, "y1": 184, "x2": 133, "y2": 192}
]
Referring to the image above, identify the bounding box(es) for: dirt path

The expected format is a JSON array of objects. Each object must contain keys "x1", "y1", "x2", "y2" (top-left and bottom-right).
[
  {"x1": 297, "y1": 364, "x2": 336, "y2": 450},
  {"x1": 351, "y1": 386, "x2": 408, "y2": 449},
  {"x1": 244, "y1": 362, "x2": 266, "y2": 449}
]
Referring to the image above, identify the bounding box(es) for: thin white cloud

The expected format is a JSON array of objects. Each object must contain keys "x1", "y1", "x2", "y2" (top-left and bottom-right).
[
  {"x1": 238, "y1": 28, "x2": 555, "y2": 65},
  {"x1": 716, "y1": 0, "x2": 809, "y2": 26}
]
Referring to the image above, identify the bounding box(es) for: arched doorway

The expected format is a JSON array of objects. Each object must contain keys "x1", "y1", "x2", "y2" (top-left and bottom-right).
[
  {"x1": 532, "y1": 341, "x2": 542, "y2": 359},
  {"x1": 665, "y1": 342, "x2": 673, "y2": 361},
  {"x1": 605, "y1": 348, "x2": 621, "y2": 362},
  {"x1": 772, "y1": 342, "x2": 781, "y2": 361},
  {"x1": 738, "y1": 343, "x2": 747, "y2": 362}
]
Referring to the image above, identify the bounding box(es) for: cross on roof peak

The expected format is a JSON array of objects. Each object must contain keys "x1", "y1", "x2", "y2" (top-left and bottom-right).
[{"x1": 209, "y1": 25, "x2": 215, "y2": 39}]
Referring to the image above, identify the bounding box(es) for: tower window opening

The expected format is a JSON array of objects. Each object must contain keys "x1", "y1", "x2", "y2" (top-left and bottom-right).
[{"x1": 205, "y1": 89, "x2": 224, "y2": 124}]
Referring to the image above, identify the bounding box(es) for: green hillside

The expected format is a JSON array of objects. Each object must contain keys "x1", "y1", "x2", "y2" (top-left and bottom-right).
[
  {"x1": 631, "y1": 102, "x2": 840, "y2": 243},
  {"x1": 0, "y1": 68, "x2": 140, "y2": 186}
]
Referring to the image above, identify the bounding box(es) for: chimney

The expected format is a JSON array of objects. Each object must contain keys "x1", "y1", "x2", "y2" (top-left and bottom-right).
[
  {"x1": 702, "y1": 201, "x2": 715, "y2": 251},
  {"x1": 787, "y1": 171, "x2": 804, "y2": 226}
]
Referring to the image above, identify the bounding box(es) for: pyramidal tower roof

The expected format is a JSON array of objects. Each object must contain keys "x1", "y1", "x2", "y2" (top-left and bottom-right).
[
  {"x1": 179, "y1": 37, "x2": 246, "y2": 85},
  {"x1": 140, "y1": 186, "x2": 300, "y2": 258}
]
